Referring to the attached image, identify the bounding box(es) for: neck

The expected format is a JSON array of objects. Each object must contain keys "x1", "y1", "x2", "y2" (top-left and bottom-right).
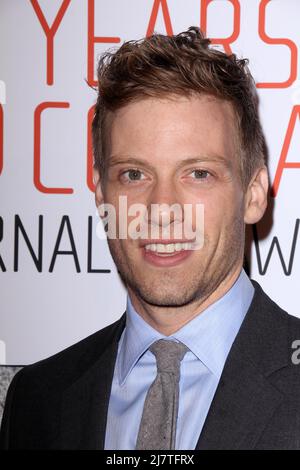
[{"x1": 127, "y1": 264, "x2": 244, "y2": 336}]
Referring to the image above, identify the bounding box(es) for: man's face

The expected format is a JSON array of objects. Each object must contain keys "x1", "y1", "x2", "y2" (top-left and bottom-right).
[{"x1": 96, "y1": 94, "x2": 248, "y2": 308}]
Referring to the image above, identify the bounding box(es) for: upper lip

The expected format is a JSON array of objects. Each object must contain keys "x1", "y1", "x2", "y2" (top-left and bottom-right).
[{"x1": 140, "y1": 239, "x2": 195, "y2": 247}]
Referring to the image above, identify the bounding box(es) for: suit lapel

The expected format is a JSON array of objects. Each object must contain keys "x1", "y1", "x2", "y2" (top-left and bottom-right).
[
  {"x1": 195, "y1": 343, "x2": 283, "y2": 449},
  {"x1": 196, "y1": 281, "x2": 288, "y2": 449},
  {"x1": 60, "y1": 314, "x2": 126, "y2": 449}
]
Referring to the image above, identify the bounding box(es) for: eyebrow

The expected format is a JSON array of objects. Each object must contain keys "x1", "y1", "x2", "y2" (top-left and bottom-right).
[
  {"x1": 108, "y1": 155, "x2": 233, "y2": 171},
  {"x1": 108, "y1": 156, "x2": 157, "y2": 172},
  {"x1": 176, "y1": 156, "x2": 233, "y2": 171}
]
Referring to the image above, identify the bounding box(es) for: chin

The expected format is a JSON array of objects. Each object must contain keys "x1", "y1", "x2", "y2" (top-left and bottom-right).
[{"x1": 131, "y1": 282, "x2": 203, "y2": 308}]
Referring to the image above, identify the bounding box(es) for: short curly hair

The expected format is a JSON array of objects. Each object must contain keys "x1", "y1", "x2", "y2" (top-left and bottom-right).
[{"x1": 92, "y1": 26, "x2": 265, "y2": 187}]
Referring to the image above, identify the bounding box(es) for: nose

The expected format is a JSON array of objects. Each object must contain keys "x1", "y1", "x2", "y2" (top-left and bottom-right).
[{"x1": 145, "y1": 180, "x2": 183, "y2": 230}]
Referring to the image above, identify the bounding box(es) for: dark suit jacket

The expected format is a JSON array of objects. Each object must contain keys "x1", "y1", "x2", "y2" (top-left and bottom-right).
[{"x1": 1, "y1": 281, "x2": 300, "y2": 449}]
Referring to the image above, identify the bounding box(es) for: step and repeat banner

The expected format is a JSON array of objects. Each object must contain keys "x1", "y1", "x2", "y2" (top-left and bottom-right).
[{"x1": 1, "y1": 0, "x2": 300, "y2": 365}]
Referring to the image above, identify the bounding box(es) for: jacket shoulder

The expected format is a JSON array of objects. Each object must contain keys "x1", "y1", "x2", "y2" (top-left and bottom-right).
[
  {"x1": 0, "y1": 315, "x2": 125, "y2": 449},
  {"x1": 13, "y1": 314, "x2": 125, "y2": 392},
  {"x1": 251, "y1": 279, "x2": 300, "y2": 327}
]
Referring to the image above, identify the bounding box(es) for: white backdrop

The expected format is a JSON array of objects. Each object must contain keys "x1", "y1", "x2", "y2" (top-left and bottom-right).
[{"x1": 1, "y1": 0, "x2": 300, "y2": 365}]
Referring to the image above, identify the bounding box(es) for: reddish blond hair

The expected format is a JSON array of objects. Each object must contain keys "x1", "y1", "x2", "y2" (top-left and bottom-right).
[{"x1": 92, "y1": 27, "x2": 265, "y2": 186}]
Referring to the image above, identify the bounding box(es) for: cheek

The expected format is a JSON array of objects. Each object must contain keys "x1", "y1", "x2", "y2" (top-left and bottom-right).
[
  {"x1": 201, "y1": 193, "x2": 244, "y2": 235},
  {"x1": 197, "y1": 194, "x2": 223, "y2": 223}
]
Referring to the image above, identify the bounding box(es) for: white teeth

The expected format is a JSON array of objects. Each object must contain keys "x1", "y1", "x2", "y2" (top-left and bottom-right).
[
  {"x1": 165, "y1": 244, "x2": 174, "y2": 253},
  {"x1": 145, "y1": 243, "x2": 157, "y2": 252},
  {"x1": 144, "y1": 242, "x2": 193, "y2": 253}
]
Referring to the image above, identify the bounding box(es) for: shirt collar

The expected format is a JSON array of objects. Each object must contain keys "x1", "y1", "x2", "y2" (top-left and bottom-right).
[{"x1": 117, "y1": 269, "x2": 254, "y2": 385}]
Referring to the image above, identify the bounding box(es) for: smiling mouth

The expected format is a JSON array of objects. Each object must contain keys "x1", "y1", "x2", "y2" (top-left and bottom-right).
[{"x1": 144, "y1": 242, "x2": 194, "y2": 256}]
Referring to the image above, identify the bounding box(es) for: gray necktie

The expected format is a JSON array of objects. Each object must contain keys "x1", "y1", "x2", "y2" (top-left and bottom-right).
[{"x1": 135, "y1": 339, "x2": 188, "y2": 450}]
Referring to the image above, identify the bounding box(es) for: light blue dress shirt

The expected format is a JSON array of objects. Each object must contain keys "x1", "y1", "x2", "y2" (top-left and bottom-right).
[{"x1": 104, "y1": 269, "x2": 254, "y2": 450}]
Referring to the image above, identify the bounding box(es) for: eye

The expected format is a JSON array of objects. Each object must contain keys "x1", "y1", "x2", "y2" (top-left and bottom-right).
[
  {"x1": 190, "y1": 169, "x2": 210, "y2": 180},
  {"x1": 121, "y1": 169, "x2": 145, "y2": 182}
]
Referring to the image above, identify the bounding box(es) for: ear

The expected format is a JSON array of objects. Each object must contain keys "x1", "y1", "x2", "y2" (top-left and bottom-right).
[
  {"x1": 93, "y1": 166, "x2": 104, "y2": 208},
  {"x1": 244, "y1": 165, "x2": 269, "y2": 224}
]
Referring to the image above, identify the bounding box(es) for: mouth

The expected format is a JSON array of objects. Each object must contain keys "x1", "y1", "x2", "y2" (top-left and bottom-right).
[
  {"x1": 144, "y1": 241, "x2": 194, "y2": 254},
  {"x1": 141, "y1": 240, "x2": 195, "y2": 267}
]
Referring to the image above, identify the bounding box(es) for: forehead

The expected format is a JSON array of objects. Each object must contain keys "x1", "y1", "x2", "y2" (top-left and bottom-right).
[{"x1": 107, "y1": 94, "x2": 239, "y2": 166}]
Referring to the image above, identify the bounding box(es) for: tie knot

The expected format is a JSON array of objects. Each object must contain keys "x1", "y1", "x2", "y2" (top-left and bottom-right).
[{"x1": 149, "y1": 339, "x2": 188, "y2": 376}]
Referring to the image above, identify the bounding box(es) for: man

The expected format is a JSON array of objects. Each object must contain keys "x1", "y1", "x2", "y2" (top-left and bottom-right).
[{"x1": 1, "y1": 27, "x2": 300, "y2": 450}]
